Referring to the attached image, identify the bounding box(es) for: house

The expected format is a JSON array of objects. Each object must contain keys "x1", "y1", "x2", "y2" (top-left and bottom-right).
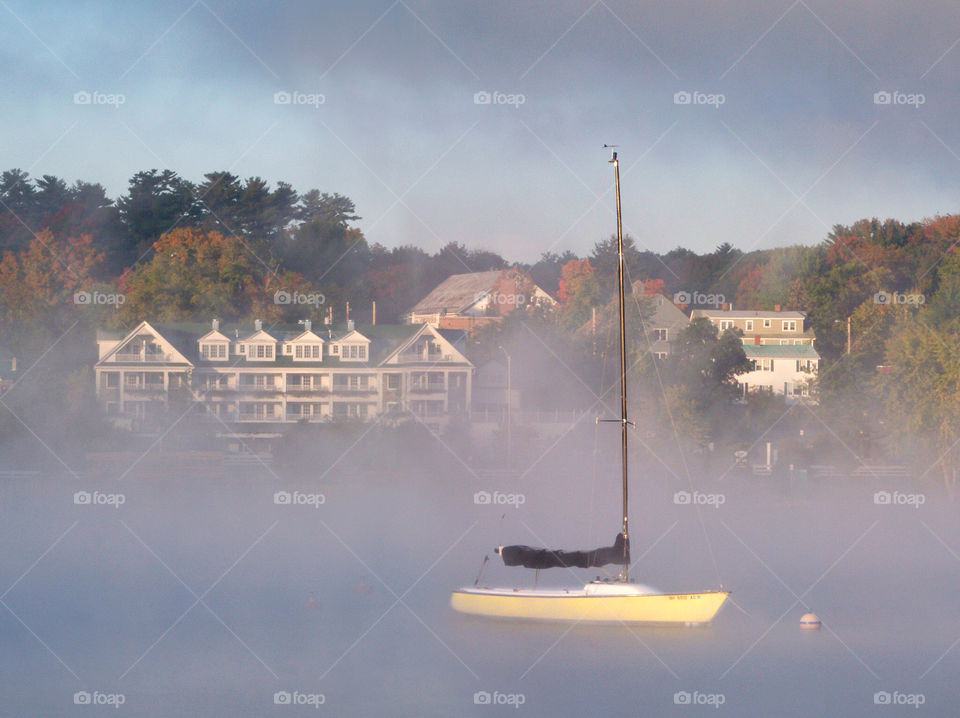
[
  {"x1": 405, "y1": 268, "x2": 556, "y2": 332},
  {"x1": 94, "y1": 318, "x2": 473, "y2": 433},
  {"x1": 688, "y1": 308, "x2": 816, "y2": 346},
  {"x1": 737, "y1": 344, "x2": 820, "y2": 403},
  {"x1": 578, "y1": 290, "x2": 688, "y2": 359},
  {"x1": 689, "y1": 308, "x2": 820, "y2": 402},
  {"x1": 642, "y1": 292, "x2": 690, "y2": 358}
]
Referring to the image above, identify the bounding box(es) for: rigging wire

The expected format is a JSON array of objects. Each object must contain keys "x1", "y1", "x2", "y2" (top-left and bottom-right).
[{"x1": 624, "y1": 265, "x2": 725, "y2": 590}]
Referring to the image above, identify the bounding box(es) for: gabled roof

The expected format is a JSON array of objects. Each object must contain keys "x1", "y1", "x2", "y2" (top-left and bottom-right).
[
  {"x1": 408, "y1": 270, "x2": 505, "y2": 315},
  {"x1": 197, "y1": 329, "x2": 231, "y2": 342},
  {"x1": 285, "y1": 329, "x2": 325, "y2": 343},
  {"x1": 99, "y1": 321, "x2": 193, "y2": 366}
]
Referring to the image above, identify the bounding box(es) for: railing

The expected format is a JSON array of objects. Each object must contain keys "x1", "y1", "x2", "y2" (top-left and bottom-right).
[
  {"x1": 409, "y1": 383, "x2": 446, "y2": 393},
  {"x1": 237, "y1": 413, "x2": 283, "y2": 422},
  {"x1": 115, "y1": 353, "x2": 170, "y2": 363},
  {"x1": 331, "y1": 385, "x2": 377, "y2": 393},
  {"x1": 123, "y1": 384, "x2": 166, "y2": 393},
  {"x1": 236, "y1": 383, "x2": 279, "y2": 392}
]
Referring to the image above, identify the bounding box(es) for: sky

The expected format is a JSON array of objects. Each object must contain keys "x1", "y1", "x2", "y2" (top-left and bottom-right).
[{"x1": 3, "y1": 0, "x2": 960, "y2": 262}]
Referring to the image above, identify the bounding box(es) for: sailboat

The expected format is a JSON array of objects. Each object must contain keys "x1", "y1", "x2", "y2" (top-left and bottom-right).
[{"x1": 451, "y1": 150, "x2": 729, "y2": 625}]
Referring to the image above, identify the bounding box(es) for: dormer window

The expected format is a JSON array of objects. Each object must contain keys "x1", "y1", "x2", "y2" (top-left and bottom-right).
[
  {"x1": 252, "y1": 344, "x2": 273, "y2": 359},
  {"x1": 295, "y1": 344, "x2": 321, "y2": 359},
  {"x1": 200, "y1": 343, "x2": 227, "y2": 360}
]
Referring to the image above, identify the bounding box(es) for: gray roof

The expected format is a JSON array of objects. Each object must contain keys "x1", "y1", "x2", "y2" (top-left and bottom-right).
[
  {"x1": 691, "y1": 309, "x2": 806, "y2": 319},
  {"x1": 408, "y1": 270, "x2": 504, "y2": 315},
  {"x1": 742, "y1": 344, "x2": 820, "y2": 359}
]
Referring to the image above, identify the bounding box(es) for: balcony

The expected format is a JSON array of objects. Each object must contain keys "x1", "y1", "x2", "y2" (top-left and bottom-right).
[
  {"x1": 331, "y1": 385, "x2": 377, "y2": 394},
  {"x1": 123, "y1": 384, "x2": 166, "y2": 394},
  {"x1": 115, "y1": 353, "x2": 171, "y2": 363},
  {"x1": 236, "y1": 383, "x2": 280, "y2": 393},
  {"x1": 409, "y1": 383, "x2": 446, "y2": 394}
]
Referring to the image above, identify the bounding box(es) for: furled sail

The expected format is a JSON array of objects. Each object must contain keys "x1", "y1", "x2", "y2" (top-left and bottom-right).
[{"x1": 496, "y1": 533, "x2": 629, "y2": 570}]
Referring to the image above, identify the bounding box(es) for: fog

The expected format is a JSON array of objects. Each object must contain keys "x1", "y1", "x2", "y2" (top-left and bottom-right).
[{"x1": 2, "y1": 421, "x2": 957, "y2": 716}]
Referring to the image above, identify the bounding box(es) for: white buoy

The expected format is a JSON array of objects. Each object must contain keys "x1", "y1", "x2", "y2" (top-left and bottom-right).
[{"x1": 800, "y1": 612, "x2": 821, "y2": 629}]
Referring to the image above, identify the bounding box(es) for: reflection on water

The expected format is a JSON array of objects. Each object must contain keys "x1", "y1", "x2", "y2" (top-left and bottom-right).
[{"x1": 0, "y1": 463, "x2": 957, "y2": 716}]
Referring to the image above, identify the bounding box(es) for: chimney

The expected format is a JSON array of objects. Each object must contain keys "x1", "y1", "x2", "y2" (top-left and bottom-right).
[
  {"x1": 304, "y1": 319, "x2": 311, "y2": 332},
  {"x1": 10, "y1": 357, "x2": 16, "y2": 372},
  {"x1": 774, "y1": 304, "x2": 781, "y2": 312},
  {"x1": 254, "y1": 319, "x2": 262, "y2": 331},
  {"x1": 347, "y1": 319, "x2": 355, "y2": 332},
  {"x1": 372, "y1": 300, "x2": 376, "y2": 325},
  {"x1": 754, "y1": 335, "x2": 761, "y2": 345},
  {"x1": 212, "y1": 318, "x2": 220, "y2": 331}
]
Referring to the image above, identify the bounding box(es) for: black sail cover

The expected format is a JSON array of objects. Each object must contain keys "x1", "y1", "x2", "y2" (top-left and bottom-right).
[{"x1": 496, "y1": 533, "x2": 629, "y2": 570}]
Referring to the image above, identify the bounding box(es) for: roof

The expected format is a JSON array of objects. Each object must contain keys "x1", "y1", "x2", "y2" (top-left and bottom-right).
[
  {"x1": 691, "y1": 309, "x2": 806, "y2": 319},
  {"x1": 408, "y1": 270, "x2": 504, "y2": 315},
  {"x1": 742, "y1": 344, "x2": 820, "y2": 359},
  {"x1": 96, "y1": 321, "x2": 455, "y2": 369}
]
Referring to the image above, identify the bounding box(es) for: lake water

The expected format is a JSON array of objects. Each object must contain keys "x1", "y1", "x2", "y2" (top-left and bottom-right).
[{"x1": 1, "y1": 454, "x2": 957, "y2": 716}]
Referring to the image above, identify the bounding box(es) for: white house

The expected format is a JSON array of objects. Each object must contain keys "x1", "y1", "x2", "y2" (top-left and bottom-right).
[{"x1": 95, "y1": 318, "x2": 473, "y2": 432}]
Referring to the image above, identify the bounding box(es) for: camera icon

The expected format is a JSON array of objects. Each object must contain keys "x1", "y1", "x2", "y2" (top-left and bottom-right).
[
  {"x1": 274, "y1": 491, "x2": 292, "y2": 505},
  {"x1": 474, "y1": 691, "x2": 491, "y2": 704},
  {"x1": 874, "y1": 491, "x2": 891, "y2": 505},
  {"x1": 74, "y1": 691, "x2": 91, "y2": 705},
  {"x1": 73, "y1": 91, "x2": 92, "y2": 105},
  {"x1": 274, "y1": 690, "x2": 292, "y2": 704},
  {"x1": 474, "y1": 491, "x2": 492, "y2": 505},
  {"x1": 274, "y1": 290, "x2": 291, "y2": 305},
  {"x1": 474, "y1": 91, "x2": 491, "y2": 105},
  {"x1": 674, "y1": 91, "x2": 691, "y2": 105},
  {"x1": 73, "y1": 291, "x2": 91, "y2": 305},
  {"x1": 674, "y1": 691, "x2": 691, "y2": 705},
  {"x1": 674, "y1": 491, "x2": 691, "y2": 505},
  {"x1": 274, "y1": 91, "x2": 291, "y2": 105},
  {"x1": 874, "y1": 691, "x2": 891, "y2": 705},
  {"x1": 873, "y1": 291, "x2": 890, "y2": 305},
  {"x1": 74, "y1": 491, "x2": 91, "y2": 505},
  {"x1": 673, "y1": 291, "x2": 691, "y2": 305},
  {"x1": 873, "y1": 91, "x2": 891, "y2": 105}
]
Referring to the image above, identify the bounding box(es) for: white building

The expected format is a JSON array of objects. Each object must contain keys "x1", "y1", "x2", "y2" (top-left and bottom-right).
[
  {"x1": 94, "y1": 319, "x2": 473, "y2": 432},
  {"x1": 690, "y1": 308, "x2": 820, "y2": 402}
]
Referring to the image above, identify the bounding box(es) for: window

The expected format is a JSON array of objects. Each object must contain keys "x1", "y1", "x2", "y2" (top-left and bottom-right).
[
  {"x1": 782, "y1": 320, "x2": 797, "y2": 332},
  {"x1": 763, "y1": 319, "x2": 772, "y2": 328},
  {"x1": 331, "y1": 345, "x2": 339, "y2": 355},
  {"x1": 719, "y1": 320, "x2": 734, "y2": 331},
  {"x1": 652, "y1": 328, "x2": 668, "y2": 342},
  {"x1": 201, "y1": 344, "x2": 226, "y2": 359},
  {"x1": 253, "y1": 344, "x2": 273, "y2": 359},
  {"x1": 358, "y1": 344, "x2": 366, "y2": 360},
  {"x1": 655, "y1": 351, "x2": 668, "y2": 360},
  {"x1": 745, "y1": 320, "x2": 753, "y2": 331},
  {"x1": 761, "y1": 359, "x2": 774, "y2": 371}
]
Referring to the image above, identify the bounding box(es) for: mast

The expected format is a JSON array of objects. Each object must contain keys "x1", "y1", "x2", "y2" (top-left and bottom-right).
[{"x1": 610, "y1": 150, "x2": 629, "y2": 581}]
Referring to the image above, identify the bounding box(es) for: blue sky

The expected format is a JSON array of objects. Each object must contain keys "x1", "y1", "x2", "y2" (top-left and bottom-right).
[{"x1": 3, "y1": 0, "x2": 960, "y2": 261}]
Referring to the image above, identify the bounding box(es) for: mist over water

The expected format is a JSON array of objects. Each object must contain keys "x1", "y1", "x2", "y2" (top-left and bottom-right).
[{"x1": 2, "y1": 426, "x2": 958, "y2": 717}]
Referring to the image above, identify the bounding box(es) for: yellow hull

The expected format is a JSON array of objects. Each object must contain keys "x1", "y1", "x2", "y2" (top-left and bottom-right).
[{"x1": 451, "y1": 586, "x2": 728, "y2": 625}]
